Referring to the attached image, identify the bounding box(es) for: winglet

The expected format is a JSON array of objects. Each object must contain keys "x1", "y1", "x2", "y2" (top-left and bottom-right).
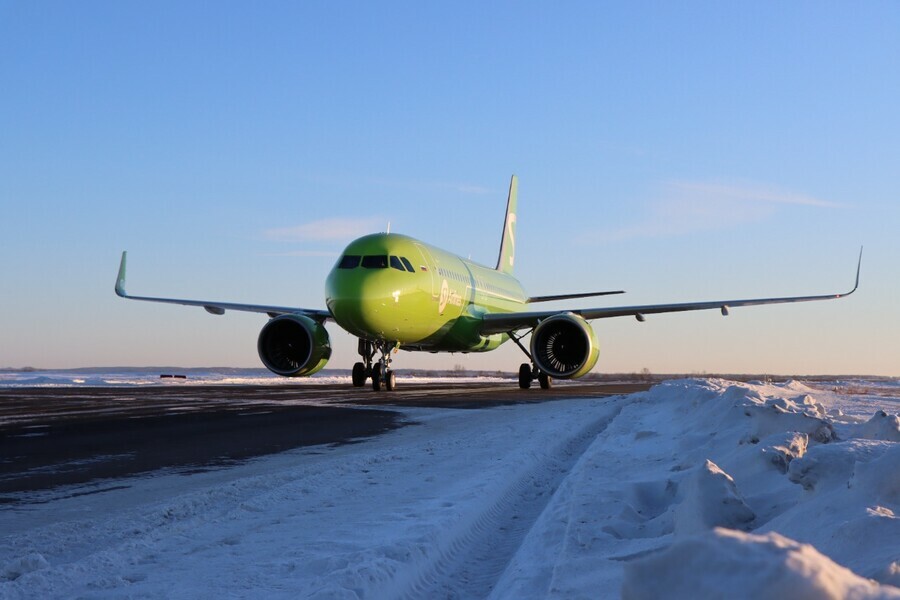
[
  {"x1": 495, "y1": 175, "x2": 518, "y2": 274},
  {"x1": 115, "y1": 251, "x2": 128, "y2": 297},
  {"x1": 850, "y1": 246, "x2": 863, "y2": 295},
  {"x1": 836, "y1": 246, "x2": 863, "y2": 298}
]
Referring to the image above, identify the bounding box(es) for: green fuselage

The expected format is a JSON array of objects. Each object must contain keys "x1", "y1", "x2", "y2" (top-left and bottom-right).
[{"x1": 325, "y1": 233, "x2": 524, "y2": 352}]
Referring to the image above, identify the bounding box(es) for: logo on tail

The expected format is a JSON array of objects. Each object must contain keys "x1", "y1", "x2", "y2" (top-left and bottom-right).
[{"x1": 495, "y1": 175, "x2": 518, "y2": 275}]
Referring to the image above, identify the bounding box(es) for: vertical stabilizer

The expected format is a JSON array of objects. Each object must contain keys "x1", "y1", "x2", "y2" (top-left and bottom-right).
[{"x1": 495, "y1": 175, "x2": 518, "y2": 274}]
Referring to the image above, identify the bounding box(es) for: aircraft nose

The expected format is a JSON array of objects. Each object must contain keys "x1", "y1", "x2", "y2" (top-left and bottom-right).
[{"x1": 326, "y1": 269, "x2": 397, "y2": 337}]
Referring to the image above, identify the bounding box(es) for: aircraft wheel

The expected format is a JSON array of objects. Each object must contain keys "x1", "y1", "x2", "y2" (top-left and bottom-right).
[
  {"x1": 538, "y1": 372, "x2": 553, "y2": 390},
  {"x1": 372, "y1": 364, "x2": 382, "y2": 392},
  {"x1": 352, "y1": 362, "x2": 367, "y2": 387},
  {"x1": 518, "y1": 363, "x2": 532, "y2": 389},
  {"x1": 384, "y1": 369, "x2": 396, "y2": 391}
]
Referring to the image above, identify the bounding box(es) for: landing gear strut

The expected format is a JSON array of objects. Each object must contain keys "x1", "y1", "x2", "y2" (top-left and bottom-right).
[
  {"x1": 510, "y1": 330, "x2": 552, "y2": 390},
  {"x1": 353, "y1": 339, "x2": 397, "y2": 392}
]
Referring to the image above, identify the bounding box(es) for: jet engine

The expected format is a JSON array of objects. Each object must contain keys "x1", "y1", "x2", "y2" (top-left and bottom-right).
[
  {"x1": 257, "y1": 314, "x2": 331, "y2": 377},
  {"x1": 531, "y1": 313, "x2": 599, "y2": 379}
]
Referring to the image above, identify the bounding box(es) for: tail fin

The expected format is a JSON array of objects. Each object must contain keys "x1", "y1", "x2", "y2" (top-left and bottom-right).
[{"x1": 495, "y1": 175, "x2": 518, "y2": 274}]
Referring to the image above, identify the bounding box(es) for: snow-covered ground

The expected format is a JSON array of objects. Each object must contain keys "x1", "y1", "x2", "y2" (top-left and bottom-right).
[
  {"x1": 0, "y1": 369, "x2": 510, "y2": 388},
  {"x1": 2, "y1": 379, "x2": 899, "y2": 598}
]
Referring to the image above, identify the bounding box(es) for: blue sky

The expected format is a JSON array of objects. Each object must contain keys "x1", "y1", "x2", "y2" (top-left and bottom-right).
[{"x1": 1, "y1": 2, "x2": 898, "y2": 375}]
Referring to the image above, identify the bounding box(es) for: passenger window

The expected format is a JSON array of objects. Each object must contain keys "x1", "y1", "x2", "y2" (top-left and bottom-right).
[
  {"x1": 390, "y1": 256, "x2": 406, "y2": 271},
  {"x1": 338, "y1": 255, "x2": 361, "y2": 269},
  {"x1": 361, "y1": 255, "x2": 388, "y2": 269},
  {"x1": 400, "y1": 257, "x2": 415, "y2": 272}
]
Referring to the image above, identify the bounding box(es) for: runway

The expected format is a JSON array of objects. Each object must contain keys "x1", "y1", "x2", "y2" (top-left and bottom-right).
[{"x1": 0, "y1": 380, "x2": 651, "y2": 501}]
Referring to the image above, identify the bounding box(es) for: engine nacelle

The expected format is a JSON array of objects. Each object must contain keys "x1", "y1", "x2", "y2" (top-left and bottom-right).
[
  {"x1": 257, "y1": 314, "x2": 331, "y2": 377},
  {"x1": 531, "y1": 313, "x2": 599, "y2": 379}
]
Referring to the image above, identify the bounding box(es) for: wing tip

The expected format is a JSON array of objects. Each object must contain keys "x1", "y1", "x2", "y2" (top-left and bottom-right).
[
  {"x1": 115, "y1": 251, "x2": 128, "y2": 297},
  {"x1": 843, "y1": 246, "x2": 863, "y2": 297}
]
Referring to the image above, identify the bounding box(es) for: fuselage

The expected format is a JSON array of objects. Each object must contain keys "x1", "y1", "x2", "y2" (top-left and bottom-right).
[{"x1": 325, "y1": 233, "x2": 525, "y2": 352}]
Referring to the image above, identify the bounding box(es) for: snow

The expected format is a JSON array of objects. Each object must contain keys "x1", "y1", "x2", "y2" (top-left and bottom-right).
[
  {"x1": 2, "y1": 378, "x2": 899, "y2": 598},
  {"x1": 0, "y1": 368, "x2": 513, "y2": 388},
  {"x1": 621, "y1": 528, "x2": 900, "y2": 600}
]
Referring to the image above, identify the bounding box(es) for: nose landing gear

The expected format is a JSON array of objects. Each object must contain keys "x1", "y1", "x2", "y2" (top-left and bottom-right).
[{"x1": 352, "y1": 339, "x2": 398, "y2": 392}]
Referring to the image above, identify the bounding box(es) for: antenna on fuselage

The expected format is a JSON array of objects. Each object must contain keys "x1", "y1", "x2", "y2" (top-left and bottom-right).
[{"x1": 386, "y1": 221, "x2": 391, "y2": 234}]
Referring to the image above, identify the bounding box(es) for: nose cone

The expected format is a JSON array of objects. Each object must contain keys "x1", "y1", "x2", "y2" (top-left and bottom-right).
[{"x1": 326, "y1": 267, "x2": 398, "y2": 339}]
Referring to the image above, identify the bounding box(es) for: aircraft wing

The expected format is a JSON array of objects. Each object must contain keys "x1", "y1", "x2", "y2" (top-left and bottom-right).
[
  {"x1": 481, "y1": 249, "x2": 862, "y2": 335},
  {"x1": 114, "y1": 251, "x2": 331, "y2": 320}
]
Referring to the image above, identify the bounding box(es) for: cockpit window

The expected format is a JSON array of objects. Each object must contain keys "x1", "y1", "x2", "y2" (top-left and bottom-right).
[
  {"x1": 389, "y1": 256, "x2": 406, "y2": 272},
  {"x1": 343, "y1": 254, "x2": 414, "y2": 272},
  {"x1": 338, "y1": 255, "x2": 361, "y2": 269},
  {"x1": 361, "y1": 255, "x2": 388, "y2": 269}
]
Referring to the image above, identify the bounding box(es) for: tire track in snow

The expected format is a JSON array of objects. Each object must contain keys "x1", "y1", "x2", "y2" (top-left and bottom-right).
[{"x1": 388, "y1": 401, "x2": 626, "y2": 600}]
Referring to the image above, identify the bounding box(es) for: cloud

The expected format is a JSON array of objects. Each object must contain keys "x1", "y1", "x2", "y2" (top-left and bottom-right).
[
  {"x1": 591, "y1": 180, "x2": 844, "y2": 243},
  {"x1": 667, "y1": 181, "x2": 844, "y2": 209},
  {"x1": 264, "y1": 217, "x2": 385, "y2": 242}
]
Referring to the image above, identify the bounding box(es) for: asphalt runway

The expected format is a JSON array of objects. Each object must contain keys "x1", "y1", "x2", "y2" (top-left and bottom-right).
[{"x1": 0, "y1": 380, "x2": 651, "y2": 501}]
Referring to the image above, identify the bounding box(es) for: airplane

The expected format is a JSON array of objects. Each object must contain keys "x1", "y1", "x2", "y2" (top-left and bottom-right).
[{"x1": 115, "y1": 175, "x2": 861, "y2": 391}]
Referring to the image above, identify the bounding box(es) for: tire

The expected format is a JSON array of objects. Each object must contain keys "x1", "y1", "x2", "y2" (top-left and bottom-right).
[
  {"x1": 538, "y1": 372, "x2": 553, "y2": 389},
  {"x1": 518, "y1": 363, "x2": 532, "y2": 389},
  {"x1": 384, "y1": 369, "x2": 396, "y2": 391},
  {"x1": 372, "y1": 364, "x2": 382, "y2": 391},
  {"x1": 352, "y1": 362, "x2": 367, "y2": 387}
]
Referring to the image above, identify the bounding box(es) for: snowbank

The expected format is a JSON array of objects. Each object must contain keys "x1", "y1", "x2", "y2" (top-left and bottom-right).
[
  {"x1": 492, "y1": 379, "x2": 900, "y2": 598},
  {"x1": 622, "y1": 528, "x2": 900, "y2": 600}
]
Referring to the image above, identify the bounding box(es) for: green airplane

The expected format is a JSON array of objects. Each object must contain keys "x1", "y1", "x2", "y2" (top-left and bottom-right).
[{"x1": 115, "y1": 176, "x2": 861, "y2": 391}]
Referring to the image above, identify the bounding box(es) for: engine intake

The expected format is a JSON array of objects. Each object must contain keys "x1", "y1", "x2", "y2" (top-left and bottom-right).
[
  {"x1": 257, "y1": 314, "x2": 331, "y2": 377},
  {"x1": 531, "y1": 313, "x2": 599, "y2": 379}
]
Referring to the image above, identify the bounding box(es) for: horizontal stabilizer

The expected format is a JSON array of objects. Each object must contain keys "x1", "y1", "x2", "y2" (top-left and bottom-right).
[{"x1": 527, "y1": 290, "x2": 625, "y2": 303}]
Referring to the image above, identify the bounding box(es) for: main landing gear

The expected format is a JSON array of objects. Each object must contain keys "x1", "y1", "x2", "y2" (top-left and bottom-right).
[
  {"x1": 352, "y1": 339, "x2": 397, "y2": 392},
  {"x1": 518, "y1": 363, "x2": 552, "y2": 390},
  {"x1": 510, "y1": 331, "x2": 552, "y2": 390}
]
